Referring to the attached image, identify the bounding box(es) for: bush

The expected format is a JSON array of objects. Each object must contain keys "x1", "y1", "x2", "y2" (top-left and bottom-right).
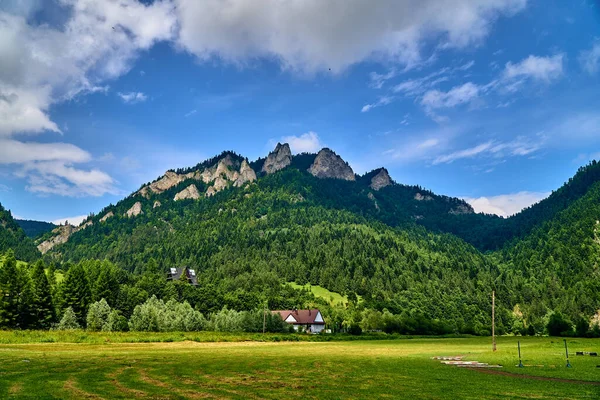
[
  {"x1": 575, "y1": 316, "x2": 589, "y2": 337},
  {"x1": 103, "y1": 310, "x2": 129, "y2": 332},
  {"x1": 128, "y1": 296, "x2": 206, "y2": 332},
  {"x1": 57, "y1": 307, "x2": 81, "y2": 330},
  {"x1": 546, "y1": 312, "x2": 573, "y2": 336},
  {"x1": 87, "y1": 299, "x2": 111, "y2": 331}
]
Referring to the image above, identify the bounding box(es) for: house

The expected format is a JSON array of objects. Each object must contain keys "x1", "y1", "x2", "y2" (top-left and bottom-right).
[
  {"x1": 166, "y1": 267, "x2": 198, "y2": 286},
  {"x1": 272, "y1": 309, "x2": 325, "y2": 333}
]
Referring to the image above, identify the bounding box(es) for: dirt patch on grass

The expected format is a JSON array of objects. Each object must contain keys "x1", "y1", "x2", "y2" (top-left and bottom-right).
[
  {"x1": 9, "y1": 382, "x2": 23, "y2": 394},
  {"x1": 63, "y1": 377, "x2": 106, "y2": 399},
  {"x1": 139, "y1": 369, "x2": 214, "y2": 399},
  {"x1": 473, "y1": 368, "x2": 600, "y2": 386},
  {"x1": 107, "y1": 367, "x2": 147, "y2": 398}
]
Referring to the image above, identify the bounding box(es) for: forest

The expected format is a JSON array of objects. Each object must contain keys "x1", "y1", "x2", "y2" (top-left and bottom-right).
[{"x1": 1, "y1": 156, "x2": 600, "y2": 337}]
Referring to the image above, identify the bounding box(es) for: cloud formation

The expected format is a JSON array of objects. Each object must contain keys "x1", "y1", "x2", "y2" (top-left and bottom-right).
[
  {"x1": 118, "y1": 92, "x2": 148, "y2": 104},
  {"x1": 280, "y1": 131, "x2": 323, "y2": 153},
  {"x1": 175, "y1": 0, "x2": 526, "y2": 73},
  {"x1": 464, "y1": 191, "x2": 550, "y2": 217},
  {"x1": 579, "y1": 41, "x2": 600, "y2": 75}
]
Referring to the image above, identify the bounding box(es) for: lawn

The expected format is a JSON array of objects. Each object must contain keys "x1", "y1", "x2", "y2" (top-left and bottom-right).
[
  {"x1": 0, "y1": 335, "x2": 598, "y2": 399},
  {"x1": 288, "y1": 282, "x2": 362, "y2": 306}
]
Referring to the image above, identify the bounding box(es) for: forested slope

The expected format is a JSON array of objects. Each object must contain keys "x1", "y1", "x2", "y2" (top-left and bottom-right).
[{"x1": 0, "y1": 203, "x2": 40, "y2": 261}]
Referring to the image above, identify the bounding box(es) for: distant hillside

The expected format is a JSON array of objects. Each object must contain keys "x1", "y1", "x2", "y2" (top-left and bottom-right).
[
  {"x1": 16, "y1": 219, "x2": 57, "y2": 238},
  {"x1": 35, "y1": 145, "x2": 600, "y2": 330},
  {"x1": 0, "y1": 203, "x2": 40, "y2": 261}
]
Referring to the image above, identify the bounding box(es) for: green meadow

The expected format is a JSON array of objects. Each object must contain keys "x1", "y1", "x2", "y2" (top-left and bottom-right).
[{"x1": 0, "y1": 334, "x2": 598, "y2": 399}]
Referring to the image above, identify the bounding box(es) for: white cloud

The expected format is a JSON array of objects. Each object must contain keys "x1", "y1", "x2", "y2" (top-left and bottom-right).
[
  {"x1": 118, "y1": 91, "x2": 147, "y2": 104},
  {"x1": 502, "y1": 54, "x2": 564, "y2": 82},
  {"x1": 433, "y1": 135, "x2": 545, "y2": 164},
  {"x1": 579, "y1": 41, "x2": 600, "y2": 75},
  {"x1": 175, "y1": 0, "x2": 527, "y2": 74},
  {"x1": 0, "y1": 139, "x2": 90, "y2": 164},
  {"x1": 0, "y1": 139, "x2": 116, "y2": 197},
  {"x1": 421, "y1": 82, "x2": 480, "y2": 110},
  {"x1": 369, "y1": 69, "x2": 398, "y2": 89},
  {"x1": 361, "y1": 96, "x2": 394, "y2": 112},
  {"x1": 0, "y1": 183, "x2": 10, "y2": 192},
  {"x1": 280, "y1": 131, "x2": 323, "y2": 153},
  {"x1": 184, "y1": 109, "x2": 197, "y2": 117},
  {"x1": 464, "y1": 191, "x2": 550, "y2": 217},
  {"x1": 0, "y1": 0, "x2": 177, "y2": 196},
  {"x1": 51, "y1": 215, "x2": 88, "y2": 226},
  {"x1": 433, "y1": 141, "x2": 493, "y2": 164}
]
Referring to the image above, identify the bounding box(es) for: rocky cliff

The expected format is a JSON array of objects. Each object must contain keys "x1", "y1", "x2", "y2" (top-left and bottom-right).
[
  {"x1": 174, "y1": 184, "x2": 201, "y2": 201},
  {"x1": 125, "y1": 202, "x2": 143, "y2": 218},
  {"x1": 262, "y1": 143, "x2": 292, "y2": 174},
  {"x1": 308, "y1": 148, "x2": 355, "y2": 181},
  {"x1": 370, "y1": 168, "x2": 392, "y2": 190}
]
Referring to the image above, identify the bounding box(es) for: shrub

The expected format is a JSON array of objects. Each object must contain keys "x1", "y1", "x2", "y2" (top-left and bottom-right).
[
  {"x1": 103, "y1": 310, "x2": 129, "y2": 332},
  {"x1": 57, "y1": 307, "x2": 81, "y2": 330},
  {"x1": 86, "y1": 299, "x2": 111, "y2": 331},
  {"x1": 546, "y1": 312, "x2": 573, "y2": 336}
]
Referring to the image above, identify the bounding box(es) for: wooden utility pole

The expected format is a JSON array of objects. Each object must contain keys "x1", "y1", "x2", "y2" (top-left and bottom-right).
[
  {"x1": 263, "y1": 303, "x2": 267, "y2": 334},
  {"x1": 492, "y1": 290, "x2": 496, "y2": 352}
]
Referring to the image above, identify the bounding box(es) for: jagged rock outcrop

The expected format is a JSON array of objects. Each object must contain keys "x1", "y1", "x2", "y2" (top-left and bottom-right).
[
  {"x1": 206, "y1": 186, "x2": 216, "y2": 197},
  {"x1": 37, "y1": 224, "x2": 75, "y2": 254},
  {"x1": 262, "y1": 143, "x2": 292, "y2": 174},
  {"x1": 308, "y1": 148, "x2": 355, "y2": 181},
  {"x1": 153, "y1": 201, "x2": 162, "y2": 209},
  {"x1": 174, "y1": 184, "x2": 201, "y2": 201},
  {"x1": 415, "y1": 193, "x2": 433, "y2": 201},
  {"x1": 367, "y1": 192, "x2": 380, "y2": 210},
  {"x1": 124, "y1": 202, "x2": 143, "y2": 218},
  {"x1": 449, "y1": 204, "x2": 473, "y2": 215},
  {"x1": 234, "y1": 160, "x2": 257, "y2": 187},
  {"x1": 137, "y1": 170, "x2": 195, "y2": 198},
  {"x1": 370, "y1": 168, "x2": 392, "y2": 190},
  {"x1": 213, "y1": 176, "x2": 228, "y2": 192},
  {"x1": 37, "y1": 218, "x2": 94, "y2": 254},
  {"x1": 100, "y1": 211, "x2": 114, "y2": 222}
]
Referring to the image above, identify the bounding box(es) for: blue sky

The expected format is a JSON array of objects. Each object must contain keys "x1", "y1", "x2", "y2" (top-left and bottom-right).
[{"x1": 1, "y1": 0, "x2": 600, "y2": 224}]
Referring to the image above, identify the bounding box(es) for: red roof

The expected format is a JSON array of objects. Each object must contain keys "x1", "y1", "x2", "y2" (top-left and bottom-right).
[{"x1": 272, "y1": 309, "x2": 324, "y2": 325}]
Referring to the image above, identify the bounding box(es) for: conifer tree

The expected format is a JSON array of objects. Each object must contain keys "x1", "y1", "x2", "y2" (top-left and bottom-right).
[
  {"x1": 0, "y1": 251, "x2": 19, "y2": 328},
  {"x1": 31, "y1": 260, "x2": 56, "y2": 329},
  {"x1": 93, "y1": 268, "x2": 119, "y2": 306},
  {"x1": 60, "y1": 263, "x2": 91, "y2": 326}
]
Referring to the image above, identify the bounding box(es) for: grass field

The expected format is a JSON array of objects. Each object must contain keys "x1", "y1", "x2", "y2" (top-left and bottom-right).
[
  {"x1": 288, "y1": 282, "x2": 362, "y2": 306},
  {"x1": 0, "y1": 335, "x2": 598, "y2": 399}
]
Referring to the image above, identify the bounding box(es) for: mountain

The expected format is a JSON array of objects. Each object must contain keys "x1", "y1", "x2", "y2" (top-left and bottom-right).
[
  {"x1": 0, "y1": 203, "x2": 40, "y2": 261},
  {"x1": 15, "y1": 219, "x2": 57, "y2": 239},
  {"x1": 32, "y1": 145, "x2": 600, "y2": 332}
]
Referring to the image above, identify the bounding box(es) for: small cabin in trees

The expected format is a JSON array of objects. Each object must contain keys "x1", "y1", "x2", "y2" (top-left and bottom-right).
[
  {"x1": 167, "y1": 267, "x2": 198, "y2": 286},
  {"x1": 272, "y1": 309, "x2": 325, "y2": 333}
]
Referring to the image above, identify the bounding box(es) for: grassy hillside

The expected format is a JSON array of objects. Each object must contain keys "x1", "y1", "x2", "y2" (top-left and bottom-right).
[{"x1": 288, "y1": 282, "x2": 357, "y2": 306}]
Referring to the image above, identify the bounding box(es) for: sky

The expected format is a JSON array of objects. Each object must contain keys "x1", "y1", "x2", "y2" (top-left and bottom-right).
[{"x1": 1, "y1": 0, "x2": 600, "y2": 225}]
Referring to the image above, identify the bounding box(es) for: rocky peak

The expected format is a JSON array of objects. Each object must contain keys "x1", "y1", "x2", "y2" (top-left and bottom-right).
[
  {"x1": 262, "y1": 143, "x2": 292, "y2": 174},
  {"x1": 308, "y1": 148, "x2": 355, "y2": 181},
  {"x1": 174, "y1": 184, "x2": 201, "y2": 201},
  {"x1": 370, "y1": 168, "x2": 392, "y2": 191},
  {"x1": 124, "y1": 202, "x2": 143, "y2": 218},
  {"x1": 234, "y1": 160, "x2": 257, "y2": 187}
]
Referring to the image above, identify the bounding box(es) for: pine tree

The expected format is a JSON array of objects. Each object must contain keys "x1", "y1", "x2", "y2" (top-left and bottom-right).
[
  {"x1": 0, "y1": 251, "x2": 19, "y2": 328},
  {"x1": 93, "y1": 268, "x2": 119, "y2": 306},
  {"x1": 60, "y1": 263, "x2": 91, "y2": 326},
  {"x1": 31, "y1": 260, "x2": 56, "y2": 329}
]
